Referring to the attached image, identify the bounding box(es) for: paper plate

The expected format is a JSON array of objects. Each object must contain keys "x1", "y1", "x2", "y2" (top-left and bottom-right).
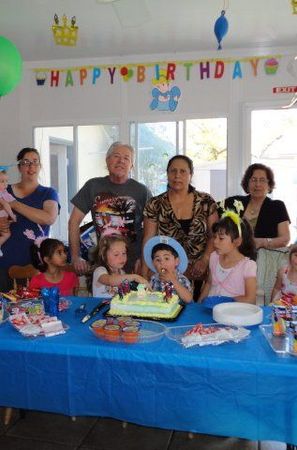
[
  {"x1": 213, "y1": 302, "x2": 263, "y2": 327},
  {"x1": 203, "y1": 296, "x2": 234, "y2": 310}
]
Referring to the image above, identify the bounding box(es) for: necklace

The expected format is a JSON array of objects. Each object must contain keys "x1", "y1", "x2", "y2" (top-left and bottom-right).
[
  {"x1": 248, "y1": 200, "x2": 263, "y2": 216},
  {"x1": 248, "y1": 204, "x2": 261, "y2": 217}
]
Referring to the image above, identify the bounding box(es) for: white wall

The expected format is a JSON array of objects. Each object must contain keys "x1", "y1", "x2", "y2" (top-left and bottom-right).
[{"x1": 1, "y1": 47, "x2": 296, "y2": 194}]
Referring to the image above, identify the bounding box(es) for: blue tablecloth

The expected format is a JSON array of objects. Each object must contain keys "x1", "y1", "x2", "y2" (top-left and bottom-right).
[{"x1": 0, "y1": 298, "x2": 297, "y2": 445}]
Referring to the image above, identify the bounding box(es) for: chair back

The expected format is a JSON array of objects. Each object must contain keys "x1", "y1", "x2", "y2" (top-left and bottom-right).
[
  {"x1": 256, "y1": 247, "x2": 289, "y2": 304},
  {"x1": 8, "y1": 264, "x2": 40, "y2": 290}
]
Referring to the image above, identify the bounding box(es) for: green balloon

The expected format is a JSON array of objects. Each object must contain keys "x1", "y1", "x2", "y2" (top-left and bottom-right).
[{"x1": 0, "y1": 36, "x2": 23, "y2": 96}]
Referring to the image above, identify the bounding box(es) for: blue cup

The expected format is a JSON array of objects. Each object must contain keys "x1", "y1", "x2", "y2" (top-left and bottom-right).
[{"x1": 41, "y1": 287, "x2": 60, "y2": 317}]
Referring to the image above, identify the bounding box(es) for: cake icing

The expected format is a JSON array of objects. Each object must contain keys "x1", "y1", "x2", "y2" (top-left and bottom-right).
[{"x1": 109, "y1": 289, "x2": 181, "y2": 319}]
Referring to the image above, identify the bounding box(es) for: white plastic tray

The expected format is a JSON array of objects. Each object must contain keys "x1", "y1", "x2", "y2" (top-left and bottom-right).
[
  {"x1": 166, "y1": 323, "x2": 250, "y2": 348},
  {"x1": 9, "y1": 314, "x2": 69, "y2": 337},
  {"x1": 259, "y1": 324, "x2": 289, "y2": 355}
]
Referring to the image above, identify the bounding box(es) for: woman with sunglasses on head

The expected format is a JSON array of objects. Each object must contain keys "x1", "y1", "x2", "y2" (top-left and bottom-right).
[
  {"x1": 0, "y1": 148, "x2": 60, "y2": 291},
  {"x1": 219, "y1": 163, "x2": 290, "y2": 250}
]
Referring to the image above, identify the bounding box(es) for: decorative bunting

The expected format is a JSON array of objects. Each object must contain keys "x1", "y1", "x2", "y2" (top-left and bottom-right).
[{"x1": 32, "y1": 54, "x2": 282, "y2": 88}]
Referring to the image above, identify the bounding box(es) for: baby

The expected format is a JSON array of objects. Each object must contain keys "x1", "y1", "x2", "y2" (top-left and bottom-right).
[{"x1": 0, "y1": 169, "x2": 17, "y2": 257}]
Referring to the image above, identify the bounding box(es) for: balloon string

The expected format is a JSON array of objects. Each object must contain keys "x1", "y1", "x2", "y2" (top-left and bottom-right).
[{"x1": 223, "y1": 0, "x2": 229, "y2": 11}]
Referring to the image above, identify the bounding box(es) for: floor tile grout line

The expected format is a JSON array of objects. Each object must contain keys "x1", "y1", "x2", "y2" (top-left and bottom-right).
[
  {"x1": 4, "y1": 412, "x2": 99, "y2": 449},
  {"x1": 166, "y1": 430, "x2": 175, "y2": 450},
  {"x1": 76, "y1": 416, "x2": 102, "y2": 450},
  {"x1": 2, "y1": 431, "x2": 76, "y2": 447}
]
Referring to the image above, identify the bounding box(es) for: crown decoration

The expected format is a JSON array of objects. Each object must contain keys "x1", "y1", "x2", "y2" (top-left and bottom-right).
[
  {"x1": 292, "y1": 0, "x2": 297, "y2": 14},
  {"x1": 52, "y1": 14, "x2": 78, "y2": 46},
  {"x1": 219, "y1": 200, "x2": 244, "y2": 237}
]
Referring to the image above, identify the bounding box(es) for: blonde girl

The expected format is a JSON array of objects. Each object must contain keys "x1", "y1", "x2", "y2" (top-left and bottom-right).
[
  {"x1": 92, "y1": 235, "x2": 149, "y2": 298},
  {"x1": 272, "y1": 244, "x2": 297, "y2": 303}
]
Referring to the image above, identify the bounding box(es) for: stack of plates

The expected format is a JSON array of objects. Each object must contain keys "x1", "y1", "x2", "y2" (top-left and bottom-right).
[
  {"x1": 203, "y1": 296, "x2": 234, "y2": 310},
  {"x1": 213, "y1": 302, "x2": 263, "y2": 327}
]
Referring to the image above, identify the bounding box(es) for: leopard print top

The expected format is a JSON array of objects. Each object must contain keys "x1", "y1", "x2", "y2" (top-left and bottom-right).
[{"x1": 144, "y1": 190, "x2": 217, "y2": 271}]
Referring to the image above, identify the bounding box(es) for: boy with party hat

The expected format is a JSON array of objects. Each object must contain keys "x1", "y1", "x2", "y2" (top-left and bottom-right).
[{"x1": 144, "y1": 235, "x2": 193, "y2": 303}]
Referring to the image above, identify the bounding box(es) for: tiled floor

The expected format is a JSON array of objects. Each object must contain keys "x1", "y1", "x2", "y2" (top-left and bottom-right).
[{"x1": 0, "y1": 408, "x2": 289, "y2": 450}]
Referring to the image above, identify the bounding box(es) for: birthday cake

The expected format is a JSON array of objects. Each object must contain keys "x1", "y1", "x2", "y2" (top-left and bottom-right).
[{"x1": 109, "y1": 284, "x2": 181, "y2": 319}]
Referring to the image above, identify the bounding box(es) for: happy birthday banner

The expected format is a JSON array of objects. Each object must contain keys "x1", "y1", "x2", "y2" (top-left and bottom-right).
[{"x1": 33, "y1": 54, "x2": 282, "y2": 87}]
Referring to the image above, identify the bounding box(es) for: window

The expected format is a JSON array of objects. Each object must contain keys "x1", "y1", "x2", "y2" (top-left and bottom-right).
[
  {"x1": 34, "y1": 124, "x2": 119, "y2": 241},
  {"x1": 131, "y1": 122, "x2": 177, "y2": 195},
  {"x1": 251, "y1": 108, "x2": 297, "y2": 243},
  {"x1": 131, "y1": 118, "x2": 227, "y2": 199},
  {"x1": 185, "y1": 118, "x2": 227, "y2": 202}
]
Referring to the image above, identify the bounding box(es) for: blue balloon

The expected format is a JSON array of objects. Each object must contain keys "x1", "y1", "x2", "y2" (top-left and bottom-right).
[{"x1": 214, "y1": 10, "x2": 229, "y2": 50}]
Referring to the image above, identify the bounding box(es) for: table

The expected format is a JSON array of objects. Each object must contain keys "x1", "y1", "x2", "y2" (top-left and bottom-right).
[{"x1": 0, "y1": 297, "x2": 297, "y2": 445}]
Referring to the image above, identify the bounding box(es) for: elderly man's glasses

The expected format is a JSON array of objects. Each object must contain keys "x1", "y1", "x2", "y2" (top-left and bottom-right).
[{"x1": 19, "y1": 159, "x2": 40, "y2": 167}]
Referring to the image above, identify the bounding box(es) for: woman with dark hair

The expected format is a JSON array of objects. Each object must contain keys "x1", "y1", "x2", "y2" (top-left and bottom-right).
[
  {"x1": 142, "y1": 155, "x2": 218, "y2": 299},
  {"x1": 0, "y1": 147, "x2": 60, "y2": 291},
  {"x1": 221, "y1": 163, "x2": 290, "y2": 249}
]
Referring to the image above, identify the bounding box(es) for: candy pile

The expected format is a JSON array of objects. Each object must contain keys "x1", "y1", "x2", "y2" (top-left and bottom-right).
[
  {"x1": 0, "y1": 299, "x2": 6, "y2": 323},
  {"x1": 9, "y1": 313, "x2": 66, "y2": 337},
  {"x1": 1, "y1": 287, "x2": 40, "y2": 302},
  {"x1": 58, "y1": 298, "x2": 71, "y2": 312},
  {"x1": 271, "y1": 304, "x2": 297, "y2": 355},
  {"x1": 181, "y1": 323, "x2": 250, "y2": 348},
  {"x1": 4, "y1": 298, "x2": 70, "y2": 316},
  {"x1": 91, "y1": 316, "x2": 140, "y2": 343},
  {"x1": 274, "y1": 293, "x2": 297, "y2": 307},
  {"x1": 6, "y1": 299, "x2": 44, "y2": 316},
  {"x1": 272, "y1": 305, "x2": 291, "y2": 336}
]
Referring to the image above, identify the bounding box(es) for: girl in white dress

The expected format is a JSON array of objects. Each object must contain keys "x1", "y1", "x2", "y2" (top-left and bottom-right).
[
  {"x1": 272, "y1": 244, "x2": 297, "y2": 304},
  {"x1": 92, "y1": 234, "x2": 149, "y2": 298}
]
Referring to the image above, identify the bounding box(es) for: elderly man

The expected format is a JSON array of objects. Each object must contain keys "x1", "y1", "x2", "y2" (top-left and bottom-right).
[{"x1": 69, "y1": 142, "x2": 152, "y2": 273}]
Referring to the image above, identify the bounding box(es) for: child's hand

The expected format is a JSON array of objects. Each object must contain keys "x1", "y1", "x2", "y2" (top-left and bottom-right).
[
  {"x1": 159, "y1": 268, "x2": 177, "y2": 284},
  {"x1": 134, "y1": 275, "x2": 150, "y2": 289}
]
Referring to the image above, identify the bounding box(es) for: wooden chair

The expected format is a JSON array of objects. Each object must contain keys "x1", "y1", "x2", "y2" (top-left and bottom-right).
[
  {"x1": 8, "y1": 264, "x2": 39, "y2": 290},
  {"x1": 3, "y1": 265, "x2": 39, "y2": 425},
  {"x1": 256, "y1": 247, "x2": 289, "y2": 304}
]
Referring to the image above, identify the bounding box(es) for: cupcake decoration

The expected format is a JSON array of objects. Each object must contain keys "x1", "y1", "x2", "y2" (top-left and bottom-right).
[
  {"x1": 264, "y1": 58, "x2": 279, "y2": 75},
  {"x1": 35, "y1": 72, "x2": 47, "y2": 86}
]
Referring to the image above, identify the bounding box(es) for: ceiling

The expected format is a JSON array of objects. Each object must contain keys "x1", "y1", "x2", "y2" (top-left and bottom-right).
[{"x1": 1, "y1": 0, "x2": 297, "y2": 62}]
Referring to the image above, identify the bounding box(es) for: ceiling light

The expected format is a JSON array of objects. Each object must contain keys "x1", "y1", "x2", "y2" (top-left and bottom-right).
[{"x1": 95, "y1": 0, "x2": 119, "y2": 3}]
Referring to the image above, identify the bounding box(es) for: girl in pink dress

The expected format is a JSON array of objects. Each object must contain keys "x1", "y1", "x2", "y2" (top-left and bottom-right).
[
  {"x1": 199, "y1": 211, "x2": 257, "y2": 304},
  {"x1": 29, "y1": 238, "x2": 79, "y2": 296}
]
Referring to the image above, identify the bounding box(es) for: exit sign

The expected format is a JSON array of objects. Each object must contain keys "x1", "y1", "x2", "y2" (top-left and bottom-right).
[{"x1": 273, "y1": 86, "x2": 297, "y2": 93}]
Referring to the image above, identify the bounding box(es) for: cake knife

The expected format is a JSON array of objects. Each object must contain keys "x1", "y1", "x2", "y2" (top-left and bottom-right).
[{"x1": 81, "y1": 299, "x2": 110, "y2": 323}]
